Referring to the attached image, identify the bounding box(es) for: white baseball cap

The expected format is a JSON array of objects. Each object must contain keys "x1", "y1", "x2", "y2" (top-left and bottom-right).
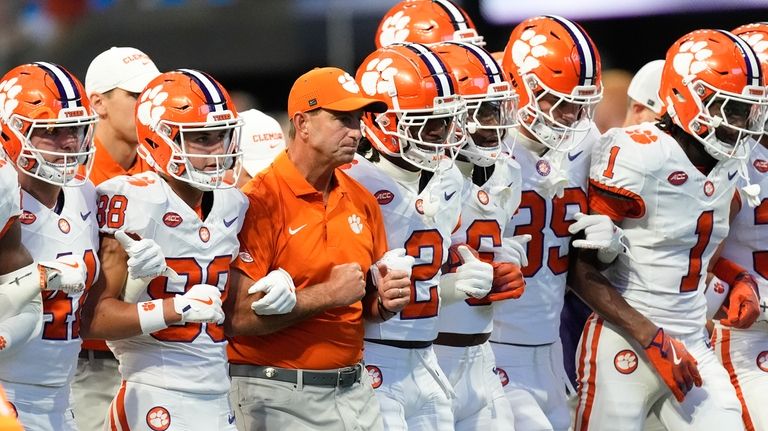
[
  {"x1": 239, "y1": 109, "x2": 286, "y2": 177},
  {"x1": 627, "y1": 59, "x2": 665, "y2": 114},
  {"x1": 85, "y1": 47, "x2": 160, "y2": 96}
]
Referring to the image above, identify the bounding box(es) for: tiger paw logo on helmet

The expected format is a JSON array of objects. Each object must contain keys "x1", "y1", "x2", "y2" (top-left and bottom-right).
[
  {"x1": 338, "y1": 72, "x2": 360, "y2": 94},
  {"x1": 0, "y1": 77, "x2": 21, "y2": 123},
  {"x1": 360, "y1": 58, "x2": 398, "y2": 96},
  {"x1": 739, "y1": 33, "x2": 768, "y2": 60},
  {"x1": 511, "y1": 29, "x2": 549, "y2": 74},
  {"x1": 137, "y1": 85, "x2": 169, "y2": 129},
  {"x1": 378, "y1": 10, "x2": 411, "y2": 47},
  {"x1": 672, "y1": 40, "x2": 712, "y2": 78}
]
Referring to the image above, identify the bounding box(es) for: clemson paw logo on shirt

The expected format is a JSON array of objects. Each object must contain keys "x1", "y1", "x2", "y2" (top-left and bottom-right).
[
  {"x1": 360, "y1": 58, "x2": 398, "y2": 96},
  {"x1": 0, "y1": 77, "x2": 21, "y2": 123},
  {"x1": 511, "y1": 29, "x2": 549, "y2": 74},
  {"x1": 137, "y1": 85, "x2": 168, "y2": 128},
  {"x1": 673, "y1": 40, "x2": 712, "y2": 78},
  {"x1": 348, "y1": 214, "x2": 363, "y2": 234},
  {"x1": 378, "y1": 11, "x2": 411, "y2": 47},
  {"x1": 739, "y1": 33, "x2": 768, "y2": 62},
  {"x1": 366, "y1": 365, "x2": 383, "y2": 389},
  {"x1": 146, "y1": 406, "x2": 171, "y2": 431},
  {"x1": 625, "y1": 129, "x2": 658, "y2": 144},
  {"x1": 757, "y1": 351, "x2": 768, "y2": 372},
  {"x1": 494, "y1": 367, "x2": 509, "y2": 387},
  {"x1": 614, "y1": 349, "x2": 638, "y2": 374},
  {"x1": 0, "y1": 336, "x2": 6, "y2": 350}
]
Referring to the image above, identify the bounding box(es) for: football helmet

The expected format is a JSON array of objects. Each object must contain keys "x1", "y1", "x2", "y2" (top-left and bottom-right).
[
  {"x1": 502, "y1": 15, "x2": 603, "y2": 152},
  {"x1": 733, "y1": 22, "x2": 768, "y2": 133},
  {"x1": 135, "y1": 69, "x2": 243, "y2": 190},
  {"x1": 660, "y1": 29, "x2": 767, "y2": 160},
  {"x1": 431, "y1": 41, "x2": 518, "y2": 166},
  {"x1": 357, "y1": 43, "x2": 467, "y2": 172},
  {"x1": 0, "y1": 62, "x2": 97, "y2": 186},
  {"x1": 376, "y1": 0, "x2": 483, "y2": 48}
]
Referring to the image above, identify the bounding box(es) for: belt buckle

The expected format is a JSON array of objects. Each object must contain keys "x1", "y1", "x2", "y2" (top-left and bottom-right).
[{"x1": 337, "y1": 364, "x2": 361, "y2": 388}]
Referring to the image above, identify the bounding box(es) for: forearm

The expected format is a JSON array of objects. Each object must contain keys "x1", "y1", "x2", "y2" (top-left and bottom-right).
[
  {"x1": 82, "y1": 296, "x2": 180, "y2": 340},
  {"x1": 0, "y1": 263, "x2": 42, "y2": 320},
  {"x1": 568, "y1": 249, "x2": 658, "y2": 346},
  {"x1": 0, "y1": 298, "x2": 41, "y2": 358}
]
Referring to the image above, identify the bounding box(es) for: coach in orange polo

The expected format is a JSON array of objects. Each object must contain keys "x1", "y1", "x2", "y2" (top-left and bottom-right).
[{"x1": 225, "y1": 67, "x2": 413, "y2": 430}]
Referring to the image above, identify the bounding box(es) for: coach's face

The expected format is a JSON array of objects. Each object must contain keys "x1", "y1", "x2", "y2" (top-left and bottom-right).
[{"x1": 305, "y1": 108, "x2": 363, "y2": 166}]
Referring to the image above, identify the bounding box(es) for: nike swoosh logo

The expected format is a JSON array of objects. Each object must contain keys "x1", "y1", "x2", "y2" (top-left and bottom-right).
[
  {"x1": 728, "y1": 171, "x2": 738, "y2": 181},
  {"x1": 288, "y1": 224, "x2": 307, "y2": 235},
  {"x1": 223, "y1": 217, "x2": 238, "y2": 228},
  {"x1": 568, "y1": 150, "x2": 584, "y2": 161},
  {"x1": 61, "y1": 262, "x2": 79, "y2": 269},
  {"x1": 444, "y1": 191, "x2": 456, "y2": 201},
  {"x1": 191, "y1": 297, "x2": 214, "y2": 306},
  {"x1": 80, "y1": 211, "x2": 91, "y2": 221},
  {"x1": 670, "y1": 342, "x2": 682, "y2": 365}
]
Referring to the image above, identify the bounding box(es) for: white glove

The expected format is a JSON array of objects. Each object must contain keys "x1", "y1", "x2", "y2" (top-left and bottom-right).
[
  {"x1": 115, "y1": 231, "x2": 179, "y2": 280},
  {"x1": 249, "y1": 268, "x2": 296, "y2": 315},
  {"x1": 497, "y1": 235, "x2": 531, "y2": 267},
  {"x1": 454, "y1": 246, "x2": 493, "y2": 298},
  {"x1": 173, "y1": 284, "x2": 224, "y2": 324},
  {"x1": 38, "y1": 255, "x2": 88, "y2": 294},
  {"x1": 371, "y1": 248, "x2": 415, "y2": 286},
  {"x1": 568, "y1": 212, "x2": 626, "y2": 263}
]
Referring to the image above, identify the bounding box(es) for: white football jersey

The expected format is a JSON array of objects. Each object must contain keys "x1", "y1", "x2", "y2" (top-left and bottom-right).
[
  {"x1": 346, "y1": 155, "x2": 464, "y2": 342},
  {"x1": 0, "y1": 184, "x2": 100, "y2": 387},
  {"x1": 492, "y1": 131, "x2": 594, "y2": 345},
  {"x1": 0, "y1": 157, "x2": 20, "y2": 233},
  {"x1": 97, "y1": 171, "x2": 247, "y2": 395},
  {"x1": 720, "y1": 141, "x2": 768, "y2": 324},
  {"x1": 589, "y1": 124, "x2": 738, "y2": 335},
  {"x1": 438, "y1": 158, "x2": 522, "y2": 335}
]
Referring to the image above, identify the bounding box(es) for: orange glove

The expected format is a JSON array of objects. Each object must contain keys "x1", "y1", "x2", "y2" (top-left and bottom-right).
[
  {"x1": 643, "y1": 328, "x2": 702, "y2": 402},
  {"x1": 720, "y1": 272, "x2": 760, "y2": 329},
  {"x1": 489, "y1": 262, "x2": 525, "y2": 300}
]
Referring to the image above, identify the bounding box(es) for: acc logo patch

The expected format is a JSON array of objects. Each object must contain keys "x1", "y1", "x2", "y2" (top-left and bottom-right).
[
  {"x1": 199, "y1": 226, "x2": 210, "y2": 243},
  {"x1": 667, "y1": 171, "x2": 688, "y2": 186},
  {"x1": 19, "y1": 210, "x2": 35, "y2": 225},
  {"x1": 58, "y1": 218, "x2": 70, "y2": 234},
  {"x1": 757, "y1": 351, "x2": 768, "y2": 373},
  {"x1": 146, "y1": 406, "x2": 171, "y2": 431},
  {"x1": 375, "y1": 189, "x2": 394, "y2": 205},
  {"x1": 366, "y1": 365, "x2": 383, "y2": 389},
  {"x1": 163, "y1": 212, "x2": 182, "y2": 228},
  {"x1": 238, "y1": 251, "x2": 254, "y2": 263},
  {"x1": 494, "y1": 367, "x2": 509, "y2": 387},
  {"x1": 614, "y1": 349, "x2": 638, "y2": 374},
  {"x1": 754, "y1": 159, "x2": 768, "y2": 173},
  {"x1": 536, "y1": 159, "x2": 551, "y2": 177}
]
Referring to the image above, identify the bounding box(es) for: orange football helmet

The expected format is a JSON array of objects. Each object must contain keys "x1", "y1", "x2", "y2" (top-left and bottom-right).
[
  {"x1": 502, "y1": 15, "x2": 602, "y2": 151},
  {"x1": 376, "y1": 0, "x2": 483, "y2": 49},
  {"x1": 135, "y1": 69, "x2": 243, "y2": 190},
  {"x1": 733, "y1": 22, "x2": 768, "y2": 133},
  {"x1": 357, "y1": 43, "x2": 467, "y2": 171},
  {"x1": 660, "y1": 29, "x2": 767, "y2": 160},
  {"x1": 0, "y1": 62, "x2": 96, "y2": 186},
  {"x1": 431, "y1": 41, "x2": 518, "y2": 166}
]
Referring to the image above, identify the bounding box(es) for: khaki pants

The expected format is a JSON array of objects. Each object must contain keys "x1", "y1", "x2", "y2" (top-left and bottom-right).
[
  {"x1": 229, "y1": 371, "x2": 383, "y2": 431},
  {"x1": 70, "y1": 354, "x2": 121, "y2": 431}
]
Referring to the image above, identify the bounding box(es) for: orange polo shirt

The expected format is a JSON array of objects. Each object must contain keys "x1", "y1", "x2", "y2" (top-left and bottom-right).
[
  {"x1": 82, "y1": 136, "x2": 151, "y2": 352},
  {"x1": 228, "y1": 151, "x2": 388, "y2": 370},
  {"x1": 0, "y1": 385, "x2": 22, "y2": 431}
]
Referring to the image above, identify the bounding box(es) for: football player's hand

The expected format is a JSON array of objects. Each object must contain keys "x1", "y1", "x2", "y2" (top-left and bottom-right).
[
  {"x1": 115, "y1": 230, "x2": 179, "y2": 280},
  {"x1": 371, "y1": 248, "x2": 414, "y2": 286},
  {"x1": 497, "y1": 235, "x2": 531, "y2": 268},
  {"x1": 455, "y1": 246, "x2": 493, "y2": 299},
  {"x1": 38, "y1": 255, "x2": 88, "y2": 294},
  {"x1": 568, "y1": 212, "x2": 625, "y2": 263},
  {"x1": 249, "y1": 268, "x2": 296, "y2": 316},
  {"x1": 643, "y1": 327, "x2": 701, "y2": 402},
  {"x1": 375, "y1": 262, "x2": 411, "y2": 314},
  {"x1": 327, "y1": 263, "x2": 366, "y2": 308},
  {"x1": 173, "y1": 284, "x2": 224, "y2": 324},
  {"x1": 720, "y1": 273, "x2": 760, "y2": 329},
  {"x1": 488, "y1": 262, "x2": 525, "y2": 301}
]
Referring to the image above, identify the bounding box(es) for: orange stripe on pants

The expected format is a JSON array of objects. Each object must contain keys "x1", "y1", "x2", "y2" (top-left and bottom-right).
[
  {"x1": 719, "y1": 329, "x2": 755, "y2": 431},
  {"x1": 575, "y1": 314, "x2": 603, "y2": 431}
]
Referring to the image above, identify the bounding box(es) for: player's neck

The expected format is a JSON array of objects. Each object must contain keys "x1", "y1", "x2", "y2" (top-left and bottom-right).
[
  {"x1": 94, "y1": 126, "x2": 140, "y2": 171},
  {"x1": 374, "y1": 154, "x2": 420, "y2": 191},
  {"x1": 165, "y1": 175, "x2": 204, "y2": 213},
  {"x1": 514, "y1": 128, "x2": 547, "y2": 157},
  {"x1": 676, "y1": 131, "x2": 718, "y2": 175},
  {"x1": 18, "y1": 174, "x2": 62, "y2": 210}
]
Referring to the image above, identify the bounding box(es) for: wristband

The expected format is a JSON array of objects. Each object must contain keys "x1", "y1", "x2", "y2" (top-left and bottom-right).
[{"x1": 137, "y1": 299, "x2": 166, "y2": 334}]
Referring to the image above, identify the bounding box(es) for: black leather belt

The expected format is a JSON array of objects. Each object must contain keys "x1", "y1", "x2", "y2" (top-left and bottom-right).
[
  {"x1": 434, "y1": 332, "x2": 491, "y2": 347},
  {"x1": 78, "y1": 349, "x2": 116, "y2": 361},
  {"x1": 229, "y1": 363, "x2": 363, "y2": 388},
  {"x1": 365, "y1": 338, "x2": 433, "y2": 349}
]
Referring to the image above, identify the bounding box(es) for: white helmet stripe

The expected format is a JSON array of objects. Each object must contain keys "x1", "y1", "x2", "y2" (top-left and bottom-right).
[
  {"x1": 435, "y1": 0, "x2": 469, "y2": 31},
  {"x1": 35, "y1": 62, "x2": 79, "y2": 109},
  {"x1": 178, "y1": 68, "x2": 225, "y2": 112},
  {"x1": 545, "y1": 15, "x2": 597, "y2": 87},
  {"x1": 405, "y1": 43, "x2": 455, "y2": 96},
  {"x1": 720, "y1": 30, "x2": 763, "y2": 87},
  {"x1": 451, "y1": 41, "x2": 503, "y2": 83}
]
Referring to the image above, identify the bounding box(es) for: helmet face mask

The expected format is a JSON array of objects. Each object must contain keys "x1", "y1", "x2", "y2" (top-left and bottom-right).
[
  {"x1": 136, "y1": 69, "x2": 243, "y2": 190},
  {"x1": 460, "y1": 82, "x2": 518, "y2": 167},
  {"x1": 0, "y1": 63, "x2": 97, "y2": 186}
]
